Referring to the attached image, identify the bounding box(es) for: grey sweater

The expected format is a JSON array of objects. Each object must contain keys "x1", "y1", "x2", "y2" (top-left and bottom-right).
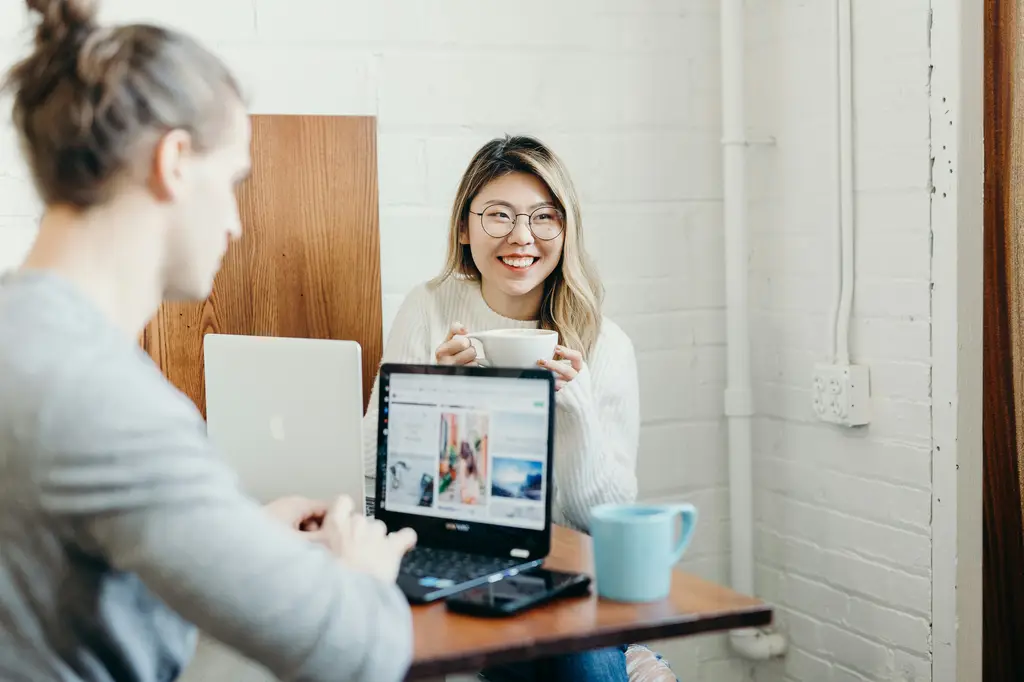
[{"x1": 0, "y1": 271, "x2": 412, "y2": 682}]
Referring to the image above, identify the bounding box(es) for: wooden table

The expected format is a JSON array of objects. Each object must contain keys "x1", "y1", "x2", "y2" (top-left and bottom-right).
[{"x1": 408, "y1": 525, "x2": 772, "y2": 679}]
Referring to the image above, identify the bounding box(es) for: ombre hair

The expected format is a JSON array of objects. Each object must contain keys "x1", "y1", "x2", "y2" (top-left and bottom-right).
[{"x1": 432, "y1": 135, "x2": 604, "y2": 357}]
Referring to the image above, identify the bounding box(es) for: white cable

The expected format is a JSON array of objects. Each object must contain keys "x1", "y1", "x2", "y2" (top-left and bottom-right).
[{"x1": 832, "y1": 0, "x2": 855, "y2": 365}]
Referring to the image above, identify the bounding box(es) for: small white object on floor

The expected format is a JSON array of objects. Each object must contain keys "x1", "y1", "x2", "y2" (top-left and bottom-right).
[{"x1": 626, "y1": 645, "x2": 680, "y2": 682}]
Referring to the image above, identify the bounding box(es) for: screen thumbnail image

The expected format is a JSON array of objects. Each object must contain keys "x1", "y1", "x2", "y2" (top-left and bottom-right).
[
  {"x1": 438, "y1": 410, "x2": 489, "y2": 506},
  {"x1": 386, "y1": 456, "x2": 435, "y2": 508},
  {"x1": 490, "y1": 457, "x2": 544, "y2": 501},
  {"x1": 490, "y1": 500, "x2": 545, "y2": 525}
]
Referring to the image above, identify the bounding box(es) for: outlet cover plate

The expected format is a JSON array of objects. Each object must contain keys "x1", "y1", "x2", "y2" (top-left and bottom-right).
[{"x1": 812, "y1": 363, "x2": 870, "y2": 426}]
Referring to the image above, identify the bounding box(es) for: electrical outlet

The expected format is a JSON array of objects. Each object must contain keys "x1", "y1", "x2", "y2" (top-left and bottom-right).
[{"x1": 811, "y1": 363, "x2": 870, "y2": 426}]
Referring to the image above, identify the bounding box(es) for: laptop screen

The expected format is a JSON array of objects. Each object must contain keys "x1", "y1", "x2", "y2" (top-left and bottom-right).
[{"x1": 380, "y1": 370, "x2": 551, "y2": 531}]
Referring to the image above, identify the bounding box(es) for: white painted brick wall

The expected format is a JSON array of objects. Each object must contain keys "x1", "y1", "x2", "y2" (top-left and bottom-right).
[
  {"x1": 0, "y1": 1, "x2": 735, "y2": 678},
  {"x1": 0, "y1": 1, "x2": 943, "y2": 680},
  {"x1": 747, "y1": 0, "x2": 935, "y2": 681}
]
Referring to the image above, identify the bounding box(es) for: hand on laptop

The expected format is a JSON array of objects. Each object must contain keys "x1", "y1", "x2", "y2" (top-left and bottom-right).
[
  {"x1": 435, "y1": 322, "x2": 477, "y2": 366},
  {"x1": 315, "y1": 495, "x2": 418, "y2": 583},
  {"x1": 264, "y1": 495, "x2": 328, "y2": 532}
]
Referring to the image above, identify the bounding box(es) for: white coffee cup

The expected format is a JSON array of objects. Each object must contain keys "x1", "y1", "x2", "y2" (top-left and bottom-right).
[{"x1": 466, "y1": 329, "x2": 558, "y2": 369}]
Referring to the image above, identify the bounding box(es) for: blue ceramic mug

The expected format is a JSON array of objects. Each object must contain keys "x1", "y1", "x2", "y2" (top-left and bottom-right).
[{"x1": 589, "y1": 502, "x2": 698, "y2": 602}]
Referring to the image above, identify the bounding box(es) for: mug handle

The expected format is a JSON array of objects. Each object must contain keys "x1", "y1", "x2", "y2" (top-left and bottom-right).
[
  {"x1": 463, "y1": 333, "x2": 487, "y2": 366},
  {"x1": 669, "y1": 503, "x2": 698, "y2": 564}
]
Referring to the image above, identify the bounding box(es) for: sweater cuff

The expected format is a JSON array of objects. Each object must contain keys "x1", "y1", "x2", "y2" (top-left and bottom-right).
[{"x1": 555, "y1": 363, "x2": 593, "y2": 413}]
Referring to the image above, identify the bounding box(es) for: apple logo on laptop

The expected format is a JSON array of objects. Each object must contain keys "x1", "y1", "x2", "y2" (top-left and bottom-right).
[{"x1": 269, "y1": 415, "x2": 286, "y2": 442}]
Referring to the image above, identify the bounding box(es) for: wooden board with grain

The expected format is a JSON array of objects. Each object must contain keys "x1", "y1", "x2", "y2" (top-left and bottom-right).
[
  {"x1": 408, "y1": 525, "x2": 771, "y2": 679},
  {"x1": 984, "y1": 1, "x2": 1024, "y2": 677},
  {"x1": 141, "y1": 115, "x2": 382, "y2": 417}
]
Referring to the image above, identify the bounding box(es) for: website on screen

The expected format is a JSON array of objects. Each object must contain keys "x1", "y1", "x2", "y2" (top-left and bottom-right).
[{"x1": 381, "y1": 373, "x2": 550, "y2": 531}]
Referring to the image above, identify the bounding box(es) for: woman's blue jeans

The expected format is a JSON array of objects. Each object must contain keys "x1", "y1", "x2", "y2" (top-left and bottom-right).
[{"x1": 479, "y1": 645, "x2": 629, "y2": 682}]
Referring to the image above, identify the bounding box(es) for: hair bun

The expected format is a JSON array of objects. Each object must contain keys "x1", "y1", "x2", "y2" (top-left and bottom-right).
[{"x1": 26, "y1": 0, "x2": 97, "y2": 48}]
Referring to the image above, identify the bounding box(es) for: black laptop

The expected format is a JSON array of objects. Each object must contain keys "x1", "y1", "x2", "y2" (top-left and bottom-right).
[{"x1": 373, "y1": 363, "x2": 556, "y2": 604}]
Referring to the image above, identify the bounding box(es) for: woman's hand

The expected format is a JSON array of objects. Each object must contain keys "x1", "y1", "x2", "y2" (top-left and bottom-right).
[
  {"x1": 435, "y1": 322, "x2": 477, "y2": 366},
  {"x1": 538, "y1": 345, "x2": 584, "y2": 391},
  {"x1": 264, "y1": 495, "x2": 329, "y2": 533}
]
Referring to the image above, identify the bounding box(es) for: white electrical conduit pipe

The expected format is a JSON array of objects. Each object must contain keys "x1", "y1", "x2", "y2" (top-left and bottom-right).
[
  {"x1": 720, "y1": 0, "x2": 788, "y2": 660},
  {"x1": 832, "y1": 0, "x2": 856, "y2": 364}
]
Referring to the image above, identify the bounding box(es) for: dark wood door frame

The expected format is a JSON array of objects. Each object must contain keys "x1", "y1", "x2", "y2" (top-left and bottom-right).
[{"x1": 984, "y1": 0, "x2": 1024, "y2": 678}]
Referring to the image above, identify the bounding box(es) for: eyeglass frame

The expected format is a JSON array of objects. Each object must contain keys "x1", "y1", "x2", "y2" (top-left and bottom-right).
[{"x1": 467, "y1": 203, "x2": 566, "y2": 241}]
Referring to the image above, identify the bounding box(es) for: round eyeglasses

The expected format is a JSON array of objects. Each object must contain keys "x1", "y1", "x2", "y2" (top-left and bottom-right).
[{"x1": 468, "y1": 204, "x2": 565, "y2": 241}]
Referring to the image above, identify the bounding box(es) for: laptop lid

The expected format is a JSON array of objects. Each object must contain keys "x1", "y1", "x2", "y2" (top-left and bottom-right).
[
  {"x1": 203, "y1": 333, "x2": 365, "y2": 506},
  {"x1": 374, "y1": 363, "x2": 555, "y2": 563}
]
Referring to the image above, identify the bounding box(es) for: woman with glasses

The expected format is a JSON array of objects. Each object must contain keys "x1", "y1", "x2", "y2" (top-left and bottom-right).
[{"x1": 362, "y1": 135, "x2": 678, "y2": 681}]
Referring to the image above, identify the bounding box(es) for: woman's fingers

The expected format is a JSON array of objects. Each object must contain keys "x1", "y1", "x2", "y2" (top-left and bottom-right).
[
  {"x1": 555, "y1": 345, "x2": 583, "y2": 372},
  {"x1": 538, "y1": 358, "x2": 577, "y2": 382}
]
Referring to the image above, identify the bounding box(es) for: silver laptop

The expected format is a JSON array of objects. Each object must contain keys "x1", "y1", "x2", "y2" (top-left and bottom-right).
[{"x1": 203, "y1": 333, "x2": 366, "y2": 507}]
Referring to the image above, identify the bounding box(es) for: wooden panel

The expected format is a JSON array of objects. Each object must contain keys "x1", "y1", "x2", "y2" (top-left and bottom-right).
[
  {"x1": 984, "y1": 1, "x2": 1024, "y2": 679},
  {"x1": 408, "y1": 525, "x2": 771, "y2": 680},
  {"x1": 142, "y1": 115, "x2": 383, "y2": 417},
  {"x1": 1010, "y1": 0, "x2": 1024, "y2": 527}
]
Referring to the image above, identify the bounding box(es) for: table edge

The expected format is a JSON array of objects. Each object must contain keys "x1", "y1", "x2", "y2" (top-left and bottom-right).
[{"x1": 406, "y1": 604, "x2": 773, "y2": 680}]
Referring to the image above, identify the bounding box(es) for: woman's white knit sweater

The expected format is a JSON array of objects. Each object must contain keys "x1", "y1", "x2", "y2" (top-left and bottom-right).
[{"x1": 362, "y1": 277, "x2": 639, "y2": 532}]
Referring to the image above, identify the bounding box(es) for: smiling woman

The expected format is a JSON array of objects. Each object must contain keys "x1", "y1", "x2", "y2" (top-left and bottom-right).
[
  {"x1": 360, "y1": 135, "x2": 674, "y2": 682},
  {"x1": 461, "y1": 173, "x2": 568, "y2": 319},
  {"x1": 361, "y1": 134, "x2": 640, "y2": 533},
  {"x1": 436, "y1": 136, "x2": 602, "y2": 353}
]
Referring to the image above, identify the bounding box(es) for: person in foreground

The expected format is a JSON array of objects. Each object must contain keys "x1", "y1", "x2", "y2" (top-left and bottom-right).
[
  {"x1": 0, "y1": 2, "x2": 416, "y2": 681},
  {"x1": 361, "y1": 136, "x2": 678, "y2": 681}
]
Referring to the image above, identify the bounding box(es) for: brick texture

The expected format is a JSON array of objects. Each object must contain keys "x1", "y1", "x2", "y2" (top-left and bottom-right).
[
  {"x1": 747, "y1": 0, "x2": 934, "y2": 680},
  {"x1": 0, "y1": 1, "x2": 937, "y2": 680}
]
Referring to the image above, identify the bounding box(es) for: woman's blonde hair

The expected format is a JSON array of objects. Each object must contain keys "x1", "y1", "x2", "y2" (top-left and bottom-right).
[{"x1": 432, "y1": 135, "x2": 604, "y2": 357}]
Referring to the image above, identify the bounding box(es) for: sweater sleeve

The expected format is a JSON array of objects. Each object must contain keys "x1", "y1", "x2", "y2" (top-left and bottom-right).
[
  {"x1": 37, "y1": 353, "x2": 413, "y2": 682},
  {"x1": 552, "y1": 323, "x2": 640, "y2": 532},
  {"x1": 362, "y1": 285, "x2": 437, "y2": 492}
]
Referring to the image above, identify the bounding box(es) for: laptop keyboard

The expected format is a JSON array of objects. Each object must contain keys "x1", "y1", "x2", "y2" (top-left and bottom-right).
[
  {"x1": 365, "y1": 496, "x2": 520, "y2": 584},
  {"x1": 399, "y1": 546, "x2": 522, "y2": 583}
]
